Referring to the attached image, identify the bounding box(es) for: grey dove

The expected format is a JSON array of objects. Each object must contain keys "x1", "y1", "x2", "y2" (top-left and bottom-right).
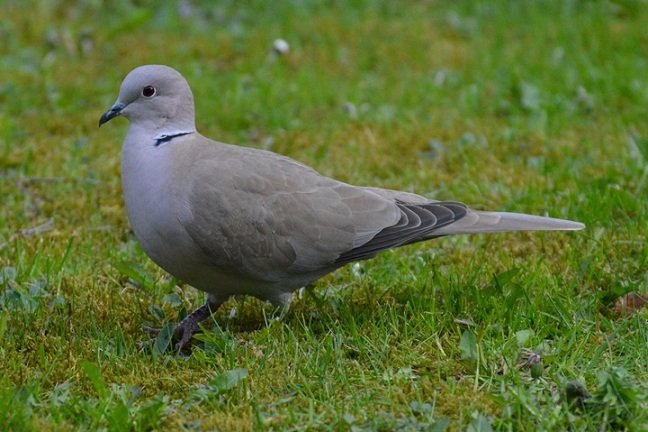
[{"x1": 100, "y1": 65, "x2": 584, "y2": 351}]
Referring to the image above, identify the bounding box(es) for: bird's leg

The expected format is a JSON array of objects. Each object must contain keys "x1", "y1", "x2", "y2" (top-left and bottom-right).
[
  {"x1": 265, "y1": 292, "x2": 293, "y2": 324},
  {"x1": 173, "y1": 293, "x2": 225, "y2": 352}
]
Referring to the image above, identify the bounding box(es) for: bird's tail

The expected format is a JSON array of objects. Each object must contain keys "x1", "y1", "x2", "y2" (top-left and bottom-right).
[{"x1": 432, "y1": 210, "x2": 585, "y2": 236}]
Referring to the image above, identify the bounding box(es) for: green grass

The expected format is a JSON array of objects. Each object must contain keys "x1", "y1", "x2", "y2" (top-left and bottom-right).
[{"x1": 1, "y1": 0, "x2": 647, "y2": 430}]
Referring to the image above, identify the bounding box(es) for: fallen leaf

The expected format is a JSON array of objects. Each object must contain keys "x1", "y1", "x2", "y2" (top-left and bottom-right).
[{"x1": 613, "y1": 292, "x2": 647, "y2": 316}]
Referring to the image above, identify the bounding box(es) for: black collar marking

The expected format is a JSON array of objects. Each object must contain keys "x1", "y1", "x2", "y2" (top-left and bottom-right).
[{"x1": 154, "y1": 132, "x2": 193, "y2": 147}]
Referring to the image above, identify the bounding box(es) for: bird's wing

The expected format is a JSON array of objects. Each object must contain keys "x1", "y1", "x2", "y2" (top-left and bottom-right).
[
  {"x1": 175, "y1": 138, "x2": 413, "y2": 281},
  {"x1": 334, "y1": 199, "x2": 467, "y2": 264}
]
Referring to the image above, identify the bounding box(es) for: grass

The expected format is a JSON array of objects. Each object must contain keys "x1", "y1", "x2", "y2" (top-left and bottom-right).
[{"x1": 1, "y1": 0, "x2": 647, "y2": 430}]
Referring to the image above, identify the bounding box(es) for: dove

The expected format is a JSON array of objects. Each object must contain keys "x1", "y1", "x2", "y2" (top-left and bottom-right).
[{"x1": 100, "y1": 65, "x2": 584, "y2": 351}]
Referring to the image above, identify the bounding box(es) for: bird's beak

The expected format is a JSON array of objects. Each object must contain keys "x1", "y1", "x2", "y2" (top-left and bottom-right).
[{"x1": 99, "y1": 101, "x2": 126, "y2": 127}]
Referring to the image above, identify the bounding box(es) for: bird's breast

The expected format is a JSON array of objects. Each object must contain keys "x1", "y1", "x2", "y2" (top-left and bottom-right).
[{"x1": 120, "y1": 137, "x2": 203, "y2": 280}]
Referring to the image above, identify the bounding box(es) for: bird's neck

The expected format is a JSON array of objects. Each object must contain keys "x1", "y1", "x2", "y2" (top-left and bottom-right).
[{"x1": 127, "y1": 120, "x2": 196, "y2": 147}]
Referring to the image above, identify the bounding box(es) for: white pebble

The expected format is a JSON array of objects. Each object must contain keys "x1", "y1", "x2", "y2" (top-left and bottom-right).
[{"x1": 272, "y1": 39, "x2": 290, "y2": 55}]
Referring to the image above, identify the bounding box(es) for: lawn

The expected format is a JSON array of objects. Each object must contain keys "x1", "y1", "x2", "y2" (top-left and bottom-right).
[{"x1": 1, "y1": 0, "x2": 647, "y2": 430}]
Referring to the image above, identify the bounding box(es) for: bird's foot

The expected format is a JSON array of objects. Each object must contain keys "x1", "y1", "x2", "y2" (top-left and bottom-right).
[
  {"x1": 138, "y1": 295, "x2": 225, "y2": 354},
  {"x1": 142, "y1": 324, "x2": 162, "y2": 336},
  {"x1": 264, "y1": 294, "x2": 293, "y2": 325},
  {"x1": 172, "y1": 317, "x2": 201, "y2": 353},
  {"x1": 136, "y1": 323, "x2": 175, "y2": 352},
  {"x1": 136, "y1": 322, "x2": 197, "y2": 353},
  {"x1": 271, "y1": 303, "x2": 291, "y2": 321}
]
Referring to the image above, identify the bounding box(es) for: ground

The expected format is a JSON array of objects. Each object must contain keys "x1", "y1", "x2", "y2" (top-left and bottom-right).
[{"x1": 1, "y1": 1, "x2": 647, "y2": 430}]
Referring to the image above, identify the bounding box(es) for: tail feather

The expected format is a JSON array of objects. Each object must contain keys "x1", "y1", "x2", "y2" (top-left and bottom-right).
[{"x1": 432, "y1": 210, "x2": 585, "y2": 236}]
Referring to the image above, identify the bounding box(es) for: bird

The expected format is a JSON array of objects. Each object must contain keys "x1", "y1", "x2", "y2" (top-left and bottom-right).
[{"x1": 99, "y1": 65, "x2": 584, "y2": 351}]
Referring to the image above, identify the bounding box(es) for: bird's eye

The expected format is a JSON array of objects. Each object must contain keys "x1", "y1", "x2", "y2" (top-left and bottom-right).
[{"x1": 142, "y1": 86, "x2": 156, "y2": 97}]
